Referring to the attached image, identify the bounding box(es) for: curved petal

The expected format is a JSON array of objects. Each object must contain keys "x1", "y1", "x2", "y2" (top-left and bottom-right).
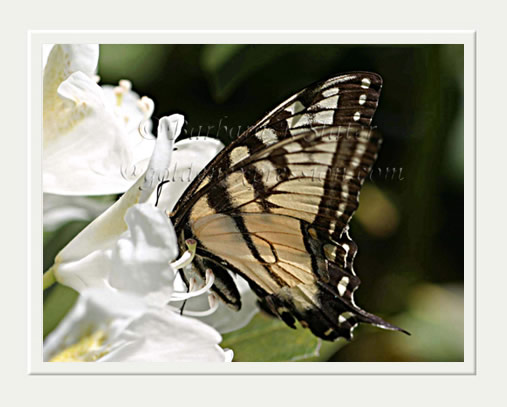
[
  {"x1": 44, "y1": 72, "x2": 137, "y2": 195},
  {"x1": 43, "y1": 45, "x2": 99, "y2": 148},
  {"x1": 45, "y1": 289, "x2": 232, "y2": 362},
  {"x1": 43, "y1": 45, "x2": 157, "y2": 196},
  {"x1": 101, "y1": 307, "x2": 233, "y2": 362},
  {"x1": 51, "y1": 115, "x2": 183, "y2": 292},
  {"x1": 43, "y1": 289, "x2": 147, "y2": 361},
  {"x1": 110, "y1": 203, "x2": 178, "y2": 303},
  {"x1": 101, "y1": 85, "x2": 156, "y2": 168},
  {"x1": 152, "y1": 137, "x2": 224, "y2": 212},
  {"x1": 43, "y1": 44, "x2": 98, "y2": 95},
  {"x1": 181, "y1": 274, "x2": 259, "y2": 334}
]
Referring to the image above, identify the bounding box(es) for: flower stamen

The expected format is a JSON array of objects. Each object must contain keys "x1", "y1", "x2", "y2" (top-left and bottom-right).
[
  {"x1": 170, "y1": 269, "x2": 215, "y2": 301},
  {"x1": 170, "y1": 239, "x2": 197, "y2": 270},
  {"x1": 114, "y1": 86, "x2": 125, "y2": 106},
  {"x1": 119, "y1": 79, "x2": 132, "y2": 92},
  {"x1": 49, "y1": 330, "x2": 108, "y2": 362},
  {"x1": 172, "y1": 294, "x2": 219, "y2": 317},
  {"x1": 137, "y1": 96, "x2": 155, "y2": 118},
  {"x1": 188, "y1": 276, "x2": 197, "y2": 293}
]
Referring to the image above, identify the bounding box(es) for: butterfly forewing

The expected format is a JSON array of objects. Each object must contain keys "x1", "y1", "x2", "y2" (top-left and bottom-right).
[
  {"x1": 171, "y1": 72, "x2": 407, "y2": 341},
  {"x1": 172, "y1": 72, "x2": 382, "y2": 223}
]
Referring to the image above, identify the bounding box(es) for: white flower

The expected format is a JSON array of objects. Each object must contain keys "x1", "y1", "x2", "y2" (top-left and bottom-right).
[
  {"x1": 46, "y1": 111, "x2": 256, "y2": 319},
  {"x1": 45, "y1": 108, "x2": 258, "y2": 349},
  {"x1": 48, "y1": 114, "x2": 183, "y2": 296},
  {"x1": 45, "y1": 196, "x2": 234, "y2": 362},
  {"x1": 152, "y1": 136, "x2": 224, "y2": 212},
  {"x1": 110, "y1": 203, "x2": 177, "y2": 298},
  {"x1": 43, "y1": 289, "x2": 233, "y2": 362},
  {"x1": 43, "y1": 44, "x2": 156, "y2": 195}
]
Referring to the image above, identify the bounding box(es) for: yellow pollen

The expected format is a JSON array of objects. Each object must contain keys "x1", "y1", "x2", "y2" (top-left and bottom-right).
[
  {"x1": 49, "y1": 330, "x2": 108, "y2": 362},
  {"x1": 114, "y1": 86, "x2": 124, "y2": 106}
]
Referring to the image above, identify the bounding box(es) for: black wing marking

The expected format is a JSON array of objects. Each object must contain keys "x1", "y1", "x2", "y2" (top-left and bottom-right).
[
  {"x1": 172, "y1": 72, "x2": 382, "y2": 228},
  {"x1": 171, "y1": 72, "x2": 407, "y2": 341}
]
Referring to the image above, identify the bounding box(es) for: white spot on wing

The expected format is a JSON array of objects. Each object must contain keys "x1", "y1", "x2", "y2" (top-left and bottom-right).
[
  {"x1": 359, "y1": 94, "x2": 367, "y2": 105},
  {"x1": 353, "y1": 112, "x2": 361, "y2": 121},
  {"x1": 337, "y1": 276, "x2": 350, "y2": 296},
  {"x1": 338, "y1": 312, "x2": 355, "y2": 325},
  {"x1": 361, "y1": 78, "x2": 371, "y2": 89},
  {"x1": 341, "y1": 243, "x2": 349, "y2": 269}
]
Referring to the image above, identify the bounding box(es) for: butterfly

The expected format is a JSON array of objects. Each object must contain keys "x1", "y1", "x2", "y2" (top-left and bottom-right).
[{"x1": 169, "y1": 72, "x2": 409, "y2": 341}]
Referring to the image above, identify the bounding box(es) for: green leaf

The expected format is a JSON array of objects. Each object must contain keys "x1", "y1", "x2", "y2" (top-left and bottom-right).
[
  {"x1": 221, "y1": 312, "x2": 347, "y2": 362},
  {"x1": 43, "y1": 220, "x2": 89, "y2": 338},
  {"x1": 43, "y1": 283, "x2": 79, "y2": 338},
  {"x1": 43, "y1": 220, "x2": 90, "y2": 272}
]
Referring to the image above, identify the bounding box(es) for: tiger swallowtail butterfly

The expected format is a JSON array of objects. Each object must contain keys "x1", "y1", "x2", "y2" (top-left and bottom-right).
[{"x1": 169, "y1": 72, "x2": 409, "y2": 341}]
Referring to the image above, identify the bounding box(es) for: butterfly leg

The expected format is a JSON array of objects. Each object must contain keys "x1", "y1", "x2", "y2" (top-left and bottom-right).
[{"x1": 177, "y1": 269, "x2": 190, "y2": 315}]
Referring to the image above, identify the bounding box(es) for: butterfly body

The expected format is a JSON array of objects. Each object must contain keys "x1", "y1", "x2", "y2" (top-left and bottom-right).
[{"x1": 171, "y1": 72, "x2": 407, "y2": 341}]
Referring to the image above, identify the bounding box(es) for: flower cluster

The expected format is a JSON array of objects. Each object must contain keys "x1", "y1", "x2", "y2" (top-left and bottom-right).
[{"x1": 42, "y1": 45, "x2": 257, "y2": 362}]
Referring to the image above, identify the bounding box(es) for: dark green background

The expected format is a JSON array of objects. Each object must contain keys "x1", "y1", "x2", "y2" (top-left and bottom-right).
[{"x1": 44, "y1": 44, "x2": 464, "y2": 362}]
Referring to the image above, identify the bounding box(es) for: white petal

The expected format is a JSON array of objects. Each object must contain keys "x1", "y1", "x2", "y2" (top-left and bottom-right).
[
  {"x1": 101, "y1": 85, "x2": 152, "y2": 133},
  {"x1": 141, "y1": 115, "x2": 184, "y2": 201},
  {"x1": 43, "y1": 289, "x2": 147, "y2": 361},
  {"x1": 53, "y1": 247, "x2": 116, "y2": 292},
  {"x1": 52, "y1": 115, "x2": 182, "y2": 292},
  {"x1": 43, "y1": 45, "x2": 99, "y2": 147},
  {"x1": 43, "y1": 44, "x2": 157, "y2": 196},
  {"x1": 44, "y1": 44, "x2": 98, "y2": 93},
  {"x1": 43, "y1": 193, "x2": 113, "y2": 231},
  {"x1": 101, "y1": 307, "x2": 232, "y2": 362},
  {"x1": 101, "y1": 85, "x2": 156, "y2": 167},
  {"x1": 44, "y1": 72, "x2": 137, "y2": 195},
  {"x1": 109, "y1": 203, "x2": 178, "y2": 302},
  {"x1": 152, "y1": 137, "x2": 224, "y2": 212}
]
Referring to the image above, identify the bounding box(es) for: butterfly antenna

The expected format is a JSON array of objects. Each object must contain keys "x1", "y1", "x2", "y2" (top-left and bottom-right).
[{"x1": 155, "y1": 180, "x2": 170, "y2": 207}]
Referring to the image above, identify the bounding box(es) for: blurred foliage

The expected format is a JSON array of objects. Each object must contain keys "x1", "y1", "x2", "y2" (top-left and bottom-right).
[
  {"x1": 43, "y1": 284, "x2": 78, "y2": 339},
  {"x1": 44, "y1": 44, "x2": 464, "y2": 362},
  {"x1": 331, "y1": 283, "x2": 463, "y2": 362},
  {"x1": 43, "y1": 220, "x2": 88, "y2": 338}
]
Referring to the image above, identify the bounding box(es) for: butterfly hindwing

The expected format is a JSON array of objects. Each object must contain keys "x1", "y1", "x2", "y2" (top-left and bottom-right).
[{"x1": 171, "y1": 72, "x2": 407, "y2": 341}]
